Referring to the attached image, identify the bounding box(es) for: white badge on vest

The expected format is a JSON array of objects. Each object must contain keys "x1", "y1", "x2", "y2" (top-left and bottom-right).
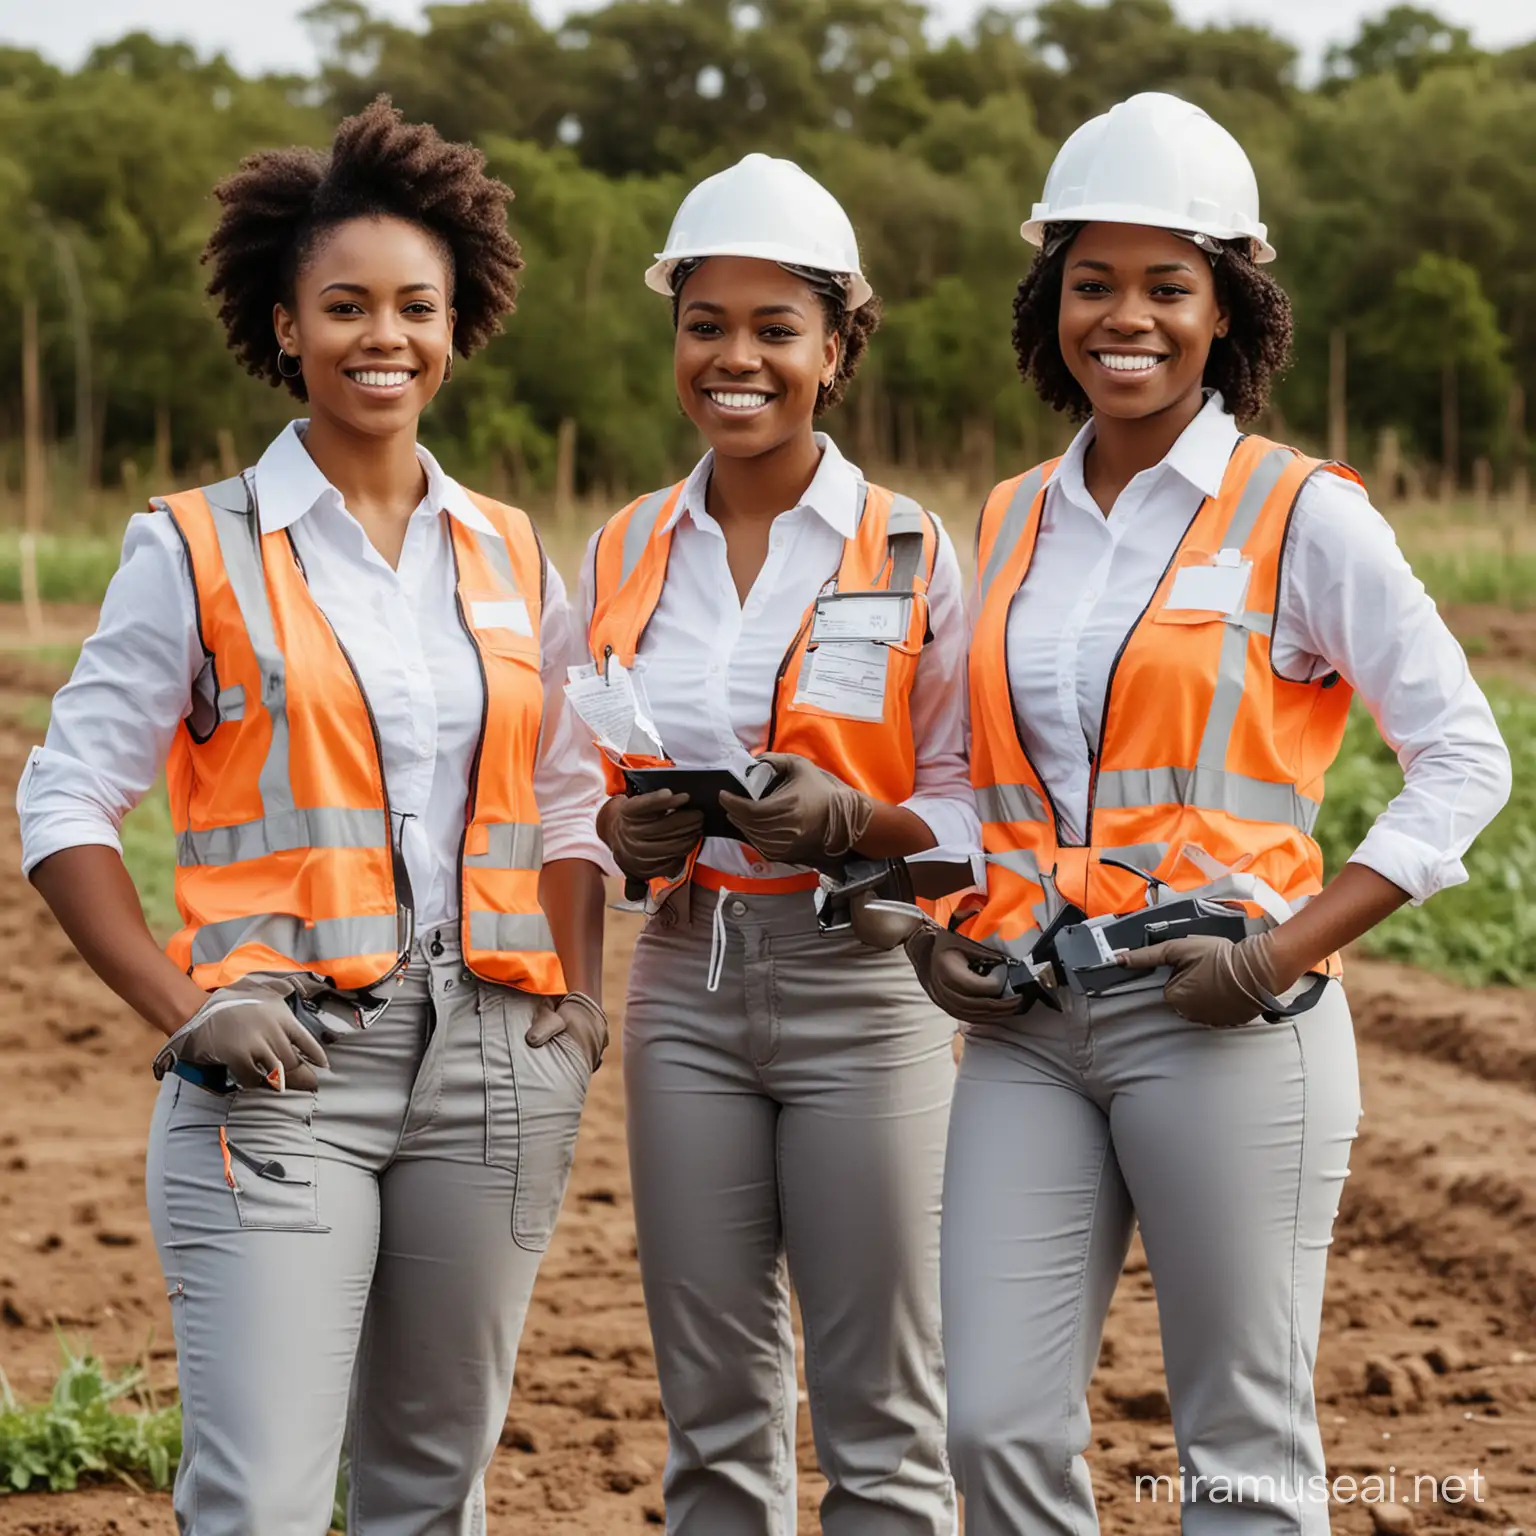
[
  {"x1": 792, "y1": 640, "x2": 889, "y2": 722},
  {"x1": 470, "y1": 597, "x2": 533, "y2": 636},
  {"x1": 810, "y1": 592, "x2": 912, "y2": 644},
  {"x1": 1165, "y1": 548, "x2": 1252, "y2": 616}
]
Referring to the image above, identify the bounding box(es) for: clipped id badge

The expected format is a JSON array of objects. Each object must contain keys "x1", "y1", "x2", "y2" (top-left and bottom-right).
[{"x1": 809, "y1": 591, "x2": 914, "y2": 643}]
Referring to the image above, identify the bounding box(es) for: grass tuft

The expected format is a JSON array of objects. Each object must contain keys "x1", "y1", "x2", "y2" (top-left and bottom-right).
[{"x1": 0, "y1": 1339, "x2": 180, "y2": 1494}]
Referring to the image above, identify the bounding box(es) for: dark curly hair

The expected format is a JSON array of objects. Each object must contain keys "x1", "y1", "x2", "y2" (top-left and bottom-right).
[
  {"x1": 670, "y1": 259, "x2": 882, "y2": 415},
  {"x1": 1011, "y1": 223, "x2": 1293, "y2": 422},
  {"x1": 204, "y1": 96, "x2": 523, "y2": 401}
]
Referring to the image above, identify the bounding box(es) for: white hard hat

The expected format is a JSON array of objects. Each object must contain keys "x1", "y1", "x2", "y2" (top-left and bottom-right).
[
  {"x1": 645, "y1": 152, "x2": 874, "y2": 309},
  {"x1": 1022, "y1": 92, "x2": 1275, "y2": 263}
]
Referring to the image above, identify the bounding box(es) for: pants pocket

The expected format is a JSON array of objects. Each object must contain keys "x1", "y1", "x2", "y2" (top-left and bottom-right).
[
  {"x1": 478, "y1": 984, "x2": 586, "y2": 1253},
  {"x1": 222, "y1": 1087, "x2": 327, "y2": 1232}
]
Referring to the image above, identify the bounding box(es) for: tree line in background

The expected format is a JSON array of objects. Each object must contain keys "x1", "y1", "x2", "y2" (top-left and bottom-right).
[{"x1": 0, "y1": 0, "x2": 1532, "y2": 513}]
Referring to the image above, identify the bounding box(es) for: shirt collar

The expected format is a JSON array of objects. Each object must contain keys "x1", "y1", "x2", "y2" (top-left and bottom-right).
[
  {"x1": 664, "y1": 432, "x2": 865, "y2": 539},
  {"x1": 1054, "y1": 390, "x2": 1239, "y2": 512},
  {"x1": 250, "y1": 420, "x2": 496, "y2": 536}
]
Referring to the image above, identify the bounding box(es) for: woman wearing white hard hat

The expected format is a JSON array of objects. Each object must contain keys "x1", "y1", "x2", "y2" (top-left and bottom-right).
[
  {"x1": 908, "y1": 93, "x2": 1510, "y2": 1532},
  {"x1": 577, "y1": 152, "x2": 975, "y2": 1533}
]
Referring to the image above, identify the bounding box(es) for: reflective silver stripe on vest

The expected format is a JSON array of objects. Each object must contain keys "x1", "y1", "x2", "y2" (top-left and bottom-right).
[
  {"x1": 990, "y1": 928, "x2": 1042, "y2": 961},
  {"x1": 216, "y1": 685, "x2": 245, "y2": 723},
  {"x1": 885, "y1": 494, "x2": 927, "y2": 593},
  {"x1": 977, "y1": 781, "x2": 1048, "y2": 825},
  {"x1": 177, "y1": 806, "x2": 388, "y2": 868},
  {"x1": 202, "y1": 476, "x2": 296, "y2": 821},
  {"x1": 620, "y1": 488, "x2": 675, "y2": 586},
  {"x1": 464, "y1": 822, "x2": 545, "y2": 870},
  {"x1": 978, "y1": 465, "x2": 1046, "y2": 603},
  {"x1": 1095, "y1": 766, "x2": 1321, "y2": 834},
  {"x1": 471, "y1": 526, "x2": 517, "y2": 592},
  {"x1": 467, "y1": 910, "x2": 557, "y2": 955},
  {"x1": 1196, "y1": 446, "x2": 1298, "y2": 774},
  {"x1": 1099, "y1": 842, "x2": 1170, "y2": 875},
  {"x1": 986, "y1": 848, "x2": 1042, "y2": 881},
  {"x1": 190, "y1": 912, "x2": 401, "y2": 969}
]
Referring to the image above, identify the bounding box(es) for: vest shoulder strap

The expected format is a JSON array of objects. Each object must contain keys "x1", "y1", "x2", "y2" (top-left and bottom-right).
[
  {"x1": 461, "y1": 491, "x2": 547, "y2": 609},
  {"x1": 976, "y1": 459, "x2": 1060, "y2": 603}
]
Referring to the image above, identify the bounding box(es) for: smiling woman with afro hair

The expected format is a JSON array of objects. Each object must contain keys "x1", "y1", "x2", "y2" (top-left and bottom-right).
[{"x1": 21, "y1": 95, "x2": 615, "y2": 1535}]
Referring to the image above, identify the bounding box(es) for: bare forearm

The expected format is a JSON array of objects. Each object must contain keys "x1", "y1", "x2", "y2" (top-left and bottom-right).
[
  {"x1": 29, "y1": 846, "x2": 206, "y2": 1036},
  {"x1": 540, "y1": 856, "x2": 607, "y2": 1003},
  {"x1": 1270, "y1": 862, "x2": 1410, "y2": 982},
  {"x1": 854, "y1": 802, "x2": 938, "y2": 860}
]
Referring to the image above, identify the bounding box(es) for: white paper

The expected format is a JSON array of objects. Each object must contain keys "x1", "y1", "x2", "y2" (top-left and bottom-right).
[
  {"x1": 810, "y1": 593, "x2": 911, "y2": 643},
  {"x1": 1165, "y1": 560, "x2": 1252, "y2": 615},
  {"x1": 470, "y1": 597, "x2": 533, "y2": 636},
  {"x1": 791, "y1": 641, "x2": 890, "y2": 721},
  {"x1": 563, "y1": 659, "x2": 665, "y2": 759}
]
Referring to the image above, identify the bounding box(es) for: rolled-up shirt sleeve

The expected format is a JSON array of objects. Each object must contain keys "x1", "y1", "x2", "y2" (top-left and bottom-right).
[
  {"x1": 17, "y1": 513, "x2": 202, "y2": 877},
  {"x1": 1277, "y1": 473, "x2": 1512, "y2": 905},
  {"x1": 904, "y1": 514, "x2": 983, "y2": 869},
  {"x1": 533, "y1": 556, "x2": 612, "y2": 867}
]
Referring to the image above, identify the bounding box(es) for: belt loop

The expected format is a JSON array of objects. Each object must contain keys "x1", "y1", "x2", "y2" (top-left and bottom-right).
[{"x1": 706, "y1": 885, "x2": 730, "y2": 994}]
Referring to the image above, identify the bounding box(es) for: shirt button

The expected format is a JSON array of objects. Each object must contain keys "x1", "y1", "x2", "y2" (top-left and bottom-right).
[{"x1": 417, "y1": 741, "x2": 432, "y2": 759}]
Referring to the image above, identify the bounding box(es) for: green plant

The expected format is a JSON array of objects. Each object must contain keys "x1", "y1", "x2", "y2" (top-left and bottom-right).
[
  {"x1": 0, "y1": 1339, "x2": 180, "y2": 1494},
  {"x1": 0, "y1": 535, "x2": 123, "y2": 606},
  {"x1": 1315, "y1": 681, "x2": 1536, "y2": 984}
]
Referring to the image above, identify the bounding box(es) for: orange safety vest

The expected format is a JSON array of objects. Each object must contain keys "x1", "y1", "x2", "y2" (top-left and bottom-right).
[
  {"x1": 587, "y1": 477, "x2": 938, "y2": 899},
  {"x1": 156, "y1": 474, "x2": 565, "y2": 996},
  {"x1": 966, "y1": 435, "x2": 1362, "y2": 964}
]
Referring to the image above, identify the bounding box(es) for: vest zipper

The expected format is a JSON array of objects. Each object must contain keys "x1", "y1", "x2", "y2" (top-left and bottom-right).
[{"x1": 287, "y1": 532, "x2": 414, "y2": 986}]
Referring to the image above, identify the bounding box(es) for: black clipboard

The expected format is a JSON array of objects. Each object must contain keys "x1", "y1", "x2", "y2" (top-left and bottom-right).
[{"x1": 621, "y1": 762, "x2": 781, "y2": 841}]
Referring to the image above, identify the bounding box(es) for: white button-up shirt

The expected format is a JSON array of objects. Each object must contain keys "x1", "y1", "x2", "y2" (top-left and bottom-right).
[
  {"x1": 17, "y1": 421, "x2": 608, "y2": 928},
  {"x1": 1004, "y1": 393, "x2": 1511, "y2": 903},
  {"x1": 579, "y1": 434, "x2": 981, "y2": 881}
]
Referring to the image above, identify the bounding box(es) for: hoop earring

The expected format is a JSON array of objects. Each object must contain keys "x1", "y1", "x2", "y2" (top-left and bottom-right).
[
  {"x1": 443, "y1": 354, "x2": 454, "y2": 383},
  {"x1": 276, "y1": 350, "x2": 302, "y2": 380}
]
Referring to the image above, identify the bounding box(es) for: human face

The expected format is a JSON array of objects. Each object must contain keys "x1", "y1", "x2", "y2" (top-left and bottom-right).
[
  {"x1": 273, "y1": 215, "x2": 456, "y2": 439},
  {"x1": 1057, "y1": 223, "x2": 1229, "y2": 422},
  {"x1": 674, "y1": 256, "x2": 839, "y2": 460}
]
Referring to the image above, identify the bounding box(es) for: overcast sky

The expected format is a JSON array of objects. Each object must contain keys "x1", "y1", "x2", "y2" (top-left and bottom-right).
[{"x1": 2, "y1": 0, "x2": 1532, "y2": 77}]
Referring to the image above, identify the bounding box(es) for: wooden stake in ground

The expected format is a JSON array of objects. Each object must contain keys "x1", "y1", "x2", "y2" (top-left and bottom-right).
[
  {"x1": 20, "y1": 297, "x2": 46, "y2": 643},
  {"x1": 1509, "y1": 382, "x2": 1529, "y2": 519},
  {"x1": 1328, "y1": 327, "x2": 1348, "y2": 465},
  {"x1": 555, "y1": 416, "x2": 577, "y2": 532}
]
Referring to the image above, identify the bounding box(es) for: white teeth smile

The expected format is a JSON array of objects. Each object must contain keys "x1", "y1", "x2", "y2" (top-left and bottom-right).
[
  {"x1": 707, "y1": 390, "x2": 773, "y2": 410},
  {"x1": 1095, "y1": 353, "x2": 1165, "y2": 373},
  {"x1": 348, "y1": 370, "x2": 415, "y2": 387}
]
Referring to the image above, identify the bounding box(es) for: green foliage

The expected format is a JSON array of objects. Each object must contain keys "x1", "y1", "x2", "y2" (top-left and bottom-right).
[
  {"x1": 0, "y1": 1340, "x2": 180, "y2": 1494},
  {"x1": 0, "y1": 535, "x2": 122, "y2": 604},
  {"x1": 1315, "y1": 683, "x2": 1536, "y2": 985},
  {"x1": 0, "y1": 1, "x2": 1531, "y2": 500}
]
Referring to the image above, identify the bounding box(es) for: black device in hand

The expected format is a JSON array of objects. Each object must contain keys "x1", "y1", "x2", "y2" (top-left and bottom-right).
[{"x1": 621, "y1": 761, "x2": 783, "y2": 843}]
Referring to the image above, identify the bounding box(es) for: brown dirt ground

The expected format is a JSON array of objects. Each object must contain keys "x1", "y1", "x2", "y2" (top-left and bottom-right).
[{"x1": 0, "y1": 618, "x2": 1533, "y2": 1534}]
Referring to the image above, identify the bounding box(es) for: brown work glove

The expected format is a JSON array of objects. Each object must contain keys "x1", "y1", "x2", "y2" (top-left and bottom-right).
[
  {"x1": 161, "y1": 973, "x2": 333, "y2": 1092},
  {"x1": 717, "y1": 752, "x2": 874, "y2": 869},
  {"x1": 596, "y1": 790, "x2": 704, "y2": 883},
  {"x1": 905, "y1": 926, "x2": 1023, "y2": 1028},
  {"x1": 1121, "y1": 929, "x2": 1296, "y2": 1028},
  {"x1": 526, "y1": 990, "x2": 609, "y2": 1072}
]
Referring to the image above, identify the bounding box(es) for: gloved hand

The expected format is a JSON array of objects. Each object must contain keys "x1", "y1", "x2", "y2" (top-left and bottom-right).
[
  {"x1": 905, "y1": 926, "x2": 1023, "y2": 1028},
  {"x1": 596, "y1": 790, "x2": 704, "y2": 882},
  {"x1": 161, "y1": 973, "x2": 332, "y2": 1091},
  {"x1": 1121, "y1": 928, "x2": 1297, "y2": 1028},
  {"x1": 526, "y1": 990, "x2": 609, "y2": 1071},
  {"x1": 717, "y1": 752, "x2": 874, "y2": 869}
]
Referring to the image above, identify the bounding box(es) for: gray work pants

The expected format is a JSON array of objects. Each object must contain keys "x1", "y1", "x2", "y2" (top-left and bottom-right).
[
  {"x1": 146, "y1": 929, "x2": 593, "y2": 1535},
  {"x1": 623, "y1": 886, "x2": 958, "y2": 1536},
  {"x1": 943, "y1": 978, "x2": 1361, "y2": 1535}
]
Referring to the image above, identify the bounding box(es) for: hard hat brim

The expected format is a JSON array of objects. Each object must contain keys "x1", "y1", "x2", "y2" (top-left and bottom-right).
[
  {"x1": 646, "y1": 253, "x2": 874, "y2": 310},
  {"x1": 1020, "y1": 208, "x2": 1276, "y2": 265}
]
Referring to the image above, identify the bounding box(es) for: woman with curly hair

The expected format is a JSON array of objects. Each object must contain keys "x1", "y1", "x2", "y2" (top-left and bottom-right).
[
  {"x1": 904, "y1": 93, "x2": 1510, "y2": 1533},
  {"x1": 18, "y1": 97, "x2": 610, "y2": 1532},
  {"x1": 577, "y1": 153, "x2": 975, "y2": 1533}
]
